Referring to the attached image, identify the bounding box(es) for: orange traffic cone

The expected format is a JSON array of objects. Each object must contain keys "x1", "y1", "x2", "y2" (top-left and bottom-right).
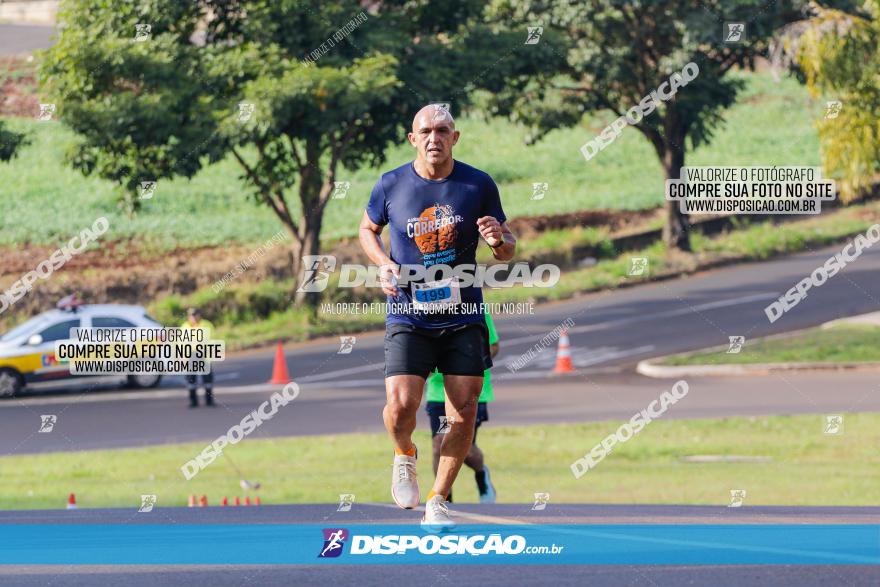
[
  {"x1": 244, "y1": 496, "x2": 251, "y2": 506},
  {"x1": 221, "y1": 496, "x2": 228, "y2": 506},
  {"x1": 553, "y1": 330, "x2": 575, "y2": 373},
  {"x1": 254, "y1": 496, "x2": 261, "y2": 506},
  {"x1": 199, "y1": 495, "x2": 208, "y2": 507},
  {"x1": 188, "y1": 495, "x2": 196, "y2": 507},
  {"x1": 269, "y1": 342, "x2": 291, "y2": 384},
  {"x1": 67, "y1": 493, "x2": 77, "y2": 509},
  {"x1": 234, "y1": 496, "x2": 241, "y2": 506}
]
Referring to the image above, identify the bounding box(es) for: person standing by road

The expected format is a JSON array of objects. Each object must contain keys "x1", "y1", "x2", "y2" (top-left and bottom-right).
[{"x1": 180, "y1": 308, "x2": 215, "y2": 408}]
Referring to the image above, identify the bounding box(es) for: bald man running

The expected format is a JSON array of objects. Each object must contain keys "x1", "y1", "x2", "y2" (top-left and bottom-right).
[{"x1": 359, "y1": 104, "x2": 516, "y2": 531}]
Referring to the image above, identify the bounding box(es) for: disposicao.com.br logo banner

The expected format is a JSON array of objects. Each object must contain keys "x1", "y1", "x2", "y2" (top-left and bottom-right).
[{"x1": 1, "y1": 524, "x2": 877, "y2": 565}]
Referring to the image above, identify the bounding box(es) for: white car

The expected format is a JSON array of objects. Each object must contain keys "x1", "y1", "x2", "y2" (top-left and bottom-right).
[{"x1": 0, "y1": 303, "x2": 164, "y2": 397}]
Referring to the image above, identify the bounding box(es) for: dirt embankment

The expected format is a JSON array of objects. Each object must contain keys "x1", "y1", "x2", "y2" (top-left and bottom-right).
[
  {"x1": 0, "y1": 56, "x2": 40, "y2": 118},
  {"x1": 0, "y1": 208, "x2": 660, "y2": 326}
]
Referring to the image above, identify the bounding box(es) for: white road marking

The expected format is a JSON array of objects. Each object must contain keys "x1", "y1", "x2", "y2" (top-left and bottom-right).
[
  {"x1": 0, "y1": 379, "x2": 284, "y2": 407},
  {"x1": 164, "y1": 372, "x2": 240, "y2": 384},
  {"x1": 367, "y1": 502, "x2": 532, "y2": 526},
  {"x1": 295, "y1": 363, "x2": 383, "y2": 383},
  {"x1": 499, "y1": 293, "x2": 778, "y2": 346}
]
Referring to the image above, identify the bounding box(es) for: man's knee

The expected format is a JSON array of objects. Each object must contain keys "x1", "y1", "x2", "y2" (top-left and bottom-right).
[
  {"x1": 385, "y1": 395, "x2": 419, "y2": 429},
  {"x1": 453, "y1": 400, "x2": 479, "y2": 424}
]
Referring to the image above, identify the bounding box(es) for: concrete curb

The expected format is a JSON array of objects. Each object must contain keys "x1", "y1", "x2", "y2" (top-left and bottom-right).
[
  {"x1": 636, "y1": 358, "x2": 880, "y2": 378},
  {"x1": 636, "y1": 317, "x2": 880, "y2": 378}
]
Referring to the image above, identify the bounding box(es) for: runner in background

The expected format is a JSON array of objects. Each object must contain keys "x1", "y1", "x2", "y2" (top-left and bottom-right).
[{"x1": 425, "y1": 312, "x2": 499, "y2": 504}]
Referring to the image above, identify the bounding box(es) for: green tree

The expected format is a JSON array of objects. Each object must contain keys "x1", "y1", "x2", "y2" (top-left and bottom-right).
[
  {"x1": 40, "y1": 0, "x2": 494, "y2": 304},
  {"x1": 479, "y1": 0, "x2": 848, "y2": 250},
  {"x1": 773, "y1": 0, "x2": 880, "y2": 201}
]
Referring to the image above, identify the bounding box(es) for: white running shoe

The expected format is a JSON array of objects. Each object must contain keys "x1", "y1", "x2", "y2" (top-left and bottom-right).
[
  {"x1": 391, "y1": 451, "x2": 420, "y2": 509},
  {"x1": 421, "y1": 494, "x2": 456, "y2": 533}
]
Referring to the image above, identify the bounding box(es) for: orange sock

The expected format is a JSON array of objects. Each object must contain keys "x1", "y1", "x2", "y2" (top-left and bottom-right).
[
  {"x1": 394, "y1": 446, "x2": 417, "y2": 457},
  {"x1": 426, "y1": 490, "x2": 446, "y2": 502}
]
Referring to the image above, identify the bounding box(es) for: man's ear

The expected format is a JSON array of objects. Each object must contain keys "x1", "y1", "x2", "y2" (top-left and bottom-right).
[
  {"x1": 407, "y1": 132, "x2": 417, "y2": 148},
  {"x1": 452, "y1": 130, "x2": 460, "y2": 146}
]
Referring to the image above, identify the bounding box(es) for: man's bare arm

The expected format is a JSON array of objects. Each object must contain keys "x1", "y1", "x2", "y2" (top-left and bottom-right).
[
  {"x1": 492, "y1": 221, "x2": 517, "y2": 262},
  {"x1": 358, "y1": 211, "x2": 399, "y2": 296}
]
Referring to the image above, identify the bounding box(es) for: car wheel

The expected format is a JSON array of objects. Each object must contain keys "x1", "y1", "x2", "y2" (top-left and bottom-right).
[
  {"x1": 127, "y1": 374, "x2": 162, "y2": 389},
  {"x1": 0, "y1": 369, "x2": 23, "y2": 398}
]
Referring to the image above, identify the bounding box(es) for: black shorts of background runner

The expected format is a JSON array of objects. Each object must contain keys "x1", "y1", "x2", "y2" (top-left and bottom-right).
[
  {"x1": 426, "y1": 401, "x2": 489, "y2": 441},
  {"x1": 383, "y1": 322, "x2": 491, "y2": 378}
]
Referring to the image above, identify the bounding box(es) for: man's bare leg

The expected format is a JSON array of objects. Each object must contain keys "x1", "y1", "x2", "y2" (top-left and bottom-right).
[
  {"x1": 431, "y1": 434, "x2": 443, "y2": 476},
  {"x1": 432, "y1": 436, "x2": 483, "y2": 476},
  {"x1": 385, "y1": 374, "x2": 425, "y2": 509},
  {"x1": 432, "y1": 435, "x2": 482, "y2": 502},
  {"x1": 431, "y1": 374, "x2": 482, "y2": 498},
  {"x1": 383, "y1": 375, "x2": 425, "y2": 453},
  {"x1": 464, "y1": 443, "x2": 484, "y2": 472}
]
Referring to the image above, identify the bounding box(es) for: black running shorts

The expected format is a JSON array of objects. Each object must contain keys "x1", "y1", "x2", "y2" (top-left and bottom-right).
[{"x1": 383, "y1": 322, "x2": 491, "y2": 379}]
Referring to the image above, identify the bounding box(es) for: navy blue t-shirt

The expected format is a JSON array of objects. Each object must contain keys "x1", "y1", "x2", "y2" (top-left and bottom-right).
[{"x1": 366, "y1": 160, "x2": 507, "y2": 329}]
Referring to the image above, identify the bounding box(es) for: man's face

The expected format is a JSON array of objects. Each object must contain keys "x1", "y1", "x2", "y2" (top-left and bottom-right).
[{"x1": 408, "y1": 107, "x2": 460, "y2": 165}]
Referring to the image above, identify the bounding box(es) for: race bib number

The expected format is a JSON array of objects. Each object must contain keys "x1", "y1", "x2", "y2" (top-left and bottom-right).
[{"x1": 412, "y1": 277, "x2": 461, "y2": 312}]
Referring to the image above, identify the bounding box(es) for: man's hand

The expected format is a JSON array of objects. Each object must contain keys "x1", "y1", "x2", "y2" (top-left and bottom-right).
[
  {"x1": 379, "y1": 262, "x2": 400, "y2": 297},
  {"x1": 477, "y1": 216, "x2": 504, "y2": 248}
]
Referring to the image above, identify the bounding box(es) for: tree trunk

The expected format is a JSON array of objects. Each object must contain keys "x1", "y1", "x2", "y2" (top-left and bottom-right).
[
  {"x1": 293, "y1": 139, "x2": 331, "y2": 307},
  {"x1": 661, "y1": 144, "x2": 691, "y2": 252},
  {"x1": 293, "y1": 214, "x2": 325, "y2": 307}
]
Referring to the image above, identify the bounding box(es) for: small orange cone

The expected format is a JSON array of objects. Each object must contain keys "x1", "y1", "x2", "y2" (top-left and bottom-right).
[
  {"x1": 199, "y1": 495, "x2": 208, "y2": 507},
  {"x1": 244, "y1": 496, "x2": 251, "y2": 506},
  {"x1": 221, "y1": 496, "x2": 228, "y2": 506},
  {"x1": 188, "y1": 495, "x2": 196, "y2": 507},
  {"x1": 67, "y1": 493, "x2": 77, "y2": 509},
  {"x1": 269, "y1": 342, "x2": 291, "y2": 384},
  {"x1": 234, "y1": 496, "x2": 241, "y2": 506},
  {"x1": 254, "y1": 496, "x2": 261, "y2": 506},
  {"x1": 553, "y1": 330, "x2": 575, "y2": 373}
]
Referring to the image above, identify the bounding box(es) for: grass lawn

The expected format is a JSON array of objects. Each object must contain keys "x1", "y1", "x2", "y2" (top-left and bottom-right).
[
  {"x1": 1, "y1": 413, "x2": 876, "y2": 510},
  {"x1": 0, "y1": 71, "x2": 821, "y2": 250},
  {"x1": 660, "y1": 324, "x2": 880, "y2": 366}
]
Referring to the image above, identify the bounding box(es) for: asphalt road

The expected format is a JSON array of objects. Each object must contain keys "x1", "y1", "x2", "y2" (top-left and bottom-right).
[
  {"x1": 3, "y1": 240, "x2": 880, "y2": 453},
  {"x1": 0, "y1": 24, "x2": 54, "y2": 55},
  {"x1": 1, "y1": 504, "x2": 878, "y2": 586},
  {"x1": 3, "y1": 565, "x2": 877, "y2": 587}
]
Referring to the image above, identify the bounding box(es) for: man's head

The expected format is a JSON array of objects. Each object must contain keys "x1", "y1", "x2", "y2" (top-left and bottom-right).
[
  {"x1": 408, "y1": 104, "x2": 460, "y2": 166},
  {"x1": 187, "y1": 308, "x2": 201, "y2": 325}
]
